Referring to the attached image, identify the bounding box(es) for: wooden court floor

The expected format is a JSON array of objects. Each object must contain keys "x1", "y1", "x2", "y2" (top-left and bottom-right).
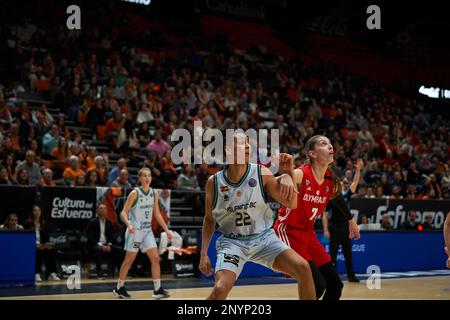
[{"x1": 1, "y1": 276, "x2": 449, "y2": 300}]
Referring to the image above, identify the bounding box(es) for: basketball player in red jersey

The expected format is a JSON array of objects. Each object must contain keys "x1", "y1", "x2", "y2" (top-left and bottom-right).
[{"x1": 274, "y1": 135, "x2": 360, "y2": 300}]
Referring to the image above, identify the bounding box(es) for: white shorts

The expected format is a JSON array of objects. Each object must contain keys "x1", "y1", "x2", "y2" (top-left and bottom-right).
[
  {"x1": 215, "y1": 228, "x2": 289, "y2": 278},
  {"x1": 124, "y1": 228, "x2": 157, "y2": 253}
]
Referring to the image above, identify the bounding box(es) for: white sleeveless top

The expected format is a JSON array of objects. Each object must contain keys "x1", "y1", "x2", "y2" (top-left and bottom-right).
[
  {"x1": 129, "y1": 187, "x2": 155, "y2": 230},
  {"x1": 212, "y1": 163, "x2": 274, "y2": 239}
]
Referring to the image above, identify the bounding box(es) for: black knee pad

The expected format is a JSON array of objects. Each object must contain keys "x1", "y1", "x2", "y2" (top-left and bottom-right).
[{"x1": 309, "y1": 261, "x2": 326, "y2": 300}]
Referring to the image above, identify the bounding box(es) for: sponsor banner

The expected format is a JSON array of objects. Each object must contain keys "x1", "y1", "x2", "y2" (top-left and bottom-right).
[
  {"x1": 171, "y1": 260, "x2": 195, "y2": 278},
  {"x1": 349, "y1": 198, "x2": 450, "y2": 229},
  {"x1": 203, "y1": 230, "x2": 448, "y2": 278},
  {"x1": 40, "y1": 186, "x2": 96, "y2": 230},
  {"x1": 318, "y1": 231, "x2": 447, "y2": 273},
  {"x1": 0, "y1": 186, "x2": 37, "y2": 225}
]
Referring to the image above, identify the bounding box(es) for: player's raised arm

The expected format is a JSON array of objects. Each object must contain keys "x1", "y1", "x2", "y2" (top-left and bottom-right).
[
  {"x1": 121, "y1": 190, "x2": 138, "y2": 234},
  {"x1": 262, "y1": 165, "x2": 297, "y2": 209},
  {"x1": 199, "y1": 175, "x2": 216, "y2": 276},
  {"x1": 349, "y1": 159, "x2": 363, "y2": 193}
]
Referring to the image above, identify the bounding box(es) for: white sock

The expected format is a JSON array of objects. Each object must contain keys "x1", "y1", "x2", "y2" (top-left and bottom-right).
[
  {"x1": 153, "y1": 279, "x2": 161, "y2": 291},
  {"x1": 117, "y1": 279, "x2": 125, "y2": 290}
]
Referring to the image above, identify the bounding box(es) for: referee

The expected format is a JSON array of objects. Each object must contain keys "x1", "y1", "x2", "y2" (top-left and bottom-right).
[{"x1": 323, "y1": 159, "x2": 363, "y2": 283}]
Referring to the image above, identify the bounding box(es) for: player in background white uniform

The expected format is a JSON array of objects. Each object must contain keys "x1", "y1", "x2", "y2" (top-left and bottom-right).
[
  {"x1": 199, "y1": 132, "x2": 316, "y2": 300},
  {"x1": 113, "y1": 168, "x2": 173, "y2": 299}
]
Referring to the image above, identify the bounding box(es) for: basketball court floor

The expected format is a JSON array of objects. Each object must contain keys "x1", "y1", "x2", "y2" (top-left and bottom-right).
[{"x1": 1, "y1": 270, "x2": 449, "y2": 300}]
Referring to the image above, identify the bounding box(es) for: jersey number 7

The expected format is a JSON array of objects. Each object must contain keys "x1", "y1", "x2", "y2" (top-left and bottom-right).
[{"x1": 309, "y1": 208, "x2": 319, "y2": 221}]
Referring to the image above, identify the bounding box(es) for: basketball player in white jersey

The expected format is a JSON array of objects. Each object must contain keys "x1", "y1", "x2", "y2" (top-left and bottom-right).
[
  {"x1": 113, "y1": 168, "x2": 173, "y2": 299},
  {"x1": 199, "y1": 132, "x2": 316, "y2": 300}
]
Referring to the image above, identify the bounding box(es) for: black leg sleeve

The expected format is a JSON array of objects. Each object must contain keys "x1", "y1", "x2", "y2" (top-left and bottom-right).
[
  {"x1": 319, "y1": 261, "x2": 344, "y2": 300},
  {"x1": 309, "y1": 260, "x2": 326, "y2": 300}
]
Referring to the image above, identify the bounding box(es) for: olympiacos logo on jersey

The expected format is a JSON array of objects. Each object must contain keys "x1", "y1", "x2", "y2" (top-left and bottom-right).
[{"x1": 302, "y1": 194, "x2": 327, "y2": 204}]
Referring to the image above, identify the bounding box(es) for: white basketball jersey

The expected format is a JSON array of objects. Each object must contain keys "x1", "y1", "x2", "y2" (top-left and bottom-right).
[
  {"x1": 129, "y1": 187, "x2": 155, "y2": 230},
  {"x1": 212, "y1": 163, "x2": 275, "y2": 239}
]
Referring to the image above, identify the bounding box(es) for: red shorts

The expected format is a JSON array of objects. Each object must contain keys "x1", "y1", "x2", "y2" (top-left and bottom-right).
[{"x1": 274, "y1": 221, "x2": 331, "y2": 267}]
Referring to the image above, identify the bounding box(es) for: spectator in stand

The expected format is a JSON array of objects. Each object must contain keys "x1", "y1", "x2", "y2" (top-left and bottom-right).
[
  {"x1": 422, "y1": 174, "x2": 442, "y2": 199},
  {"x1": 13, "y1": 169, "x2": 30, "y2": 186},
  {"x1": 136, "y1": 122, "x2": 152, "y2": 148},
  {"x1": 42, "y1": 124, "x2": 60, "y2": 158},
  {"x1": 63, "y1": 155, "x2": 85, "y2": 185},
  {"x1": 25, "y1": 206, "x2": 60, "y2": 282},
  {"x1": 0, "y1": 136, "x2": 19, "y2": 162},
  {"x1": 0, "y1": 213, "x2": 24, "y2": 230},
  {"x1": 50, "y1": 137, "x2": 70, "y2": 177},
  {"x1": 406, "y1": 184, "x2": 417, "y2": 199},
  {"x1": 422, "y1": 215, "x2": 435, "y2": 230},
  {"x1": 145, "y1": 130, "x2": 171, "y2": 158},
  {"x1": 389, "y1": 185, "x2": 404, "y2": 199},
  {"x1": 2, "y1": 154, "x2": 16, "y2": 182},
  {"x1": 85, "y1": 146, "x2": 97, "y2": 170},
  {"x1": 117, "y1": 119, "x2": 140, "y2": 155},
  {"x1": 160, "y1": 150, "x2": 177, "y2": 188},
  {"x1": 86, "y1": 169, "x2": 100, "y2": 187},
  {"x1": 39, "y1": 168, "x2": 56, "y2": 186},
  {"x1": 32, "y1": 104, "x2": 54, "y2": 127},
  {"x1": 110, "y1": 168, "x2": 132, "y2": 188},
  {"x1": 104, "y1": 111, "x2": 123, "y2": 148},
  {"x1": 16, "y1": 150, "x2": 41, "y2": 185},
  {"x1": 364, "y1": 160, "x2": 381, "y2": 187},
  {"x1": 87, "y1": 156, "x2": 107, "y2": 185},
  {"x1": 0, "y1": 166, "x2": 12, "y2": 185},
  {"x1": 143, "y1": 152, "x2": 164, "y2": 188},
  {"x1": 85, "y1": 99, "x2": 106, "y2": 130},
  {"x1": 85, "y1": 204, "x2": 122, "y2": 278},
  {"x1": 56, "y1": 114, "x2": 70, "y2": 140},
  {"x1": 401, "y1": 211, "x2": 419, "y2": 230},
  {"x1": 176, "y1": 164, "x2": 200, "y2": 190},
  {"x1": 75, "y1": 173, "x2": 86, "y2": 186},
  {"x1": 441, "y1": 165, "x2": 450, "y2": 192},
  {"x1": 358, "y1": 214, "x2": 368, "y2": 225},
  {"x1": 392, "y1": 170, "x2": 407, "y2": 196},
  {"x1": 380, "y1": 213, "x2": 393, "y2": 231},
  {"x1": 108, "y1": 158, "x2": 127, "y2": 185}
]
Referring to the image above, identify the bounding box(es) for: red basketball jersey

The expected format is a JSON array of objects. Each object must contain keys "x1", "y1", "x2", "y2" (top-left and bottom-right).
[{"x1": 277, "y1": 164, "x2": 334, "y2": 230}]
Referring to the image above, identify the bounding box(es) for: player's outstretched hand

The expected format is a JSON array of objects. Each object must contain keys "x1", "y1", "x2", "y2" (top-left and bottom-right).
[
  {"x1": 199, "y1": 255, "x2": 214, "y2": 276},
  {"x1": 278, "y1": 153, "x2": 294, "y2": 173}
]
